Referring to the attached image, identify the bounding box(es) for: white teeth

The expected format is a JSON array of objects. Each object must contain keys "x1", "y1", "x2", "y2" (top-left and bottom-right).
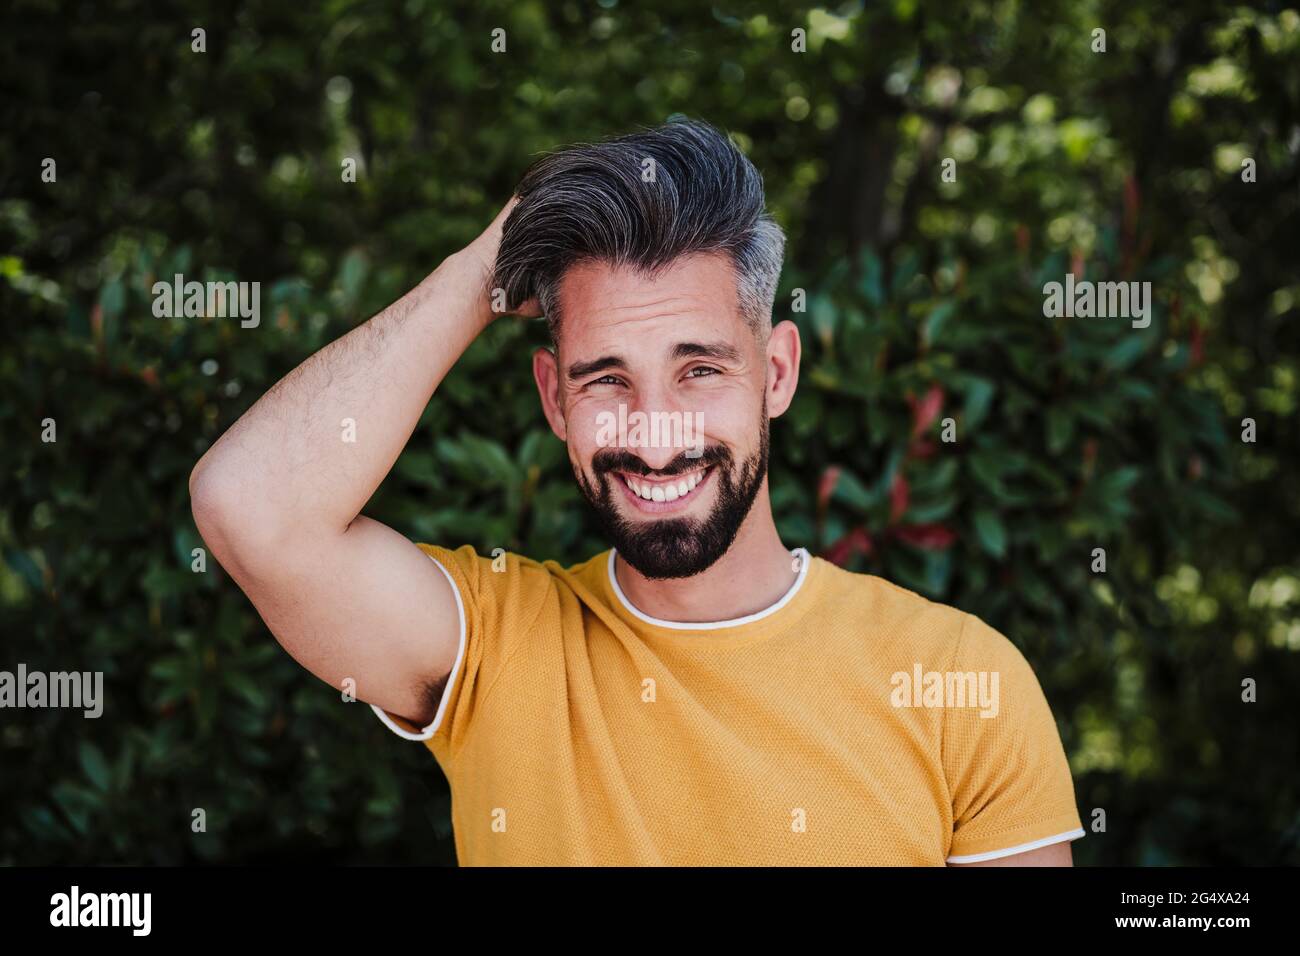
[{"x1": 624, "y1": 467, "x2": 709, "y2": 503}]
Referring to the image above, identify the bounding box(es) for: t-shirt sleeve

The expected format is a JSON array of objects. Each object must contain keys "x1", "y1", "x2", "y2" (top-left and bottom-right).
[
  {"x1": 369, "y1": 543, "x2": 552, "y2": 761},
  {"x1": 941, "y1": 613, "x2": 1085, "y2": 863}
]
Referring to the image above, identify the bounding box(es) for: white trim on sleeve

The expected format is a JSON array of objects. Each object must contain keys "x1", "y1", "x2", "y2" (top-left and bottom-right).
[
  {"x1": 370, "y1": 551, "x2": 467, "y2": 742},
  {"x1": 946, "y1": 827, "x2": 1085, "y2": 864}
]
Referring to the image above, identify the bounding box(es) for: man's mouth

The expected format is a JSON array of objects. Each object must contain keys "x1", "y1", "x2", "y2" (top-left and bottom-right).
[{"x1": 612, "y1": 465, "x2": 714, "y2": 510}]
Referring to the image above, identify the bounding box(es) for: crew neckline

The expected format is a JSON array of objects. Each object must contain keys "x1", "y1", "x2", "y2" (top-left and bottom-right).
[{"x1": 607, "y1": 547, "x2": 812, "y2": 631}]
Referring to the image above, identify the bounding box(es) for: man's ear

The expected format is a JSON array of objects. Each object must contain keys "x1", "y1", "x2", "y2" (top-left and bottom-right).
[
  {"x1": 765, "y1": 319, "x2": 801, "y2": 418},
  {"x1": 532, "y1": 347, "x2": 568, "y2": 442}
]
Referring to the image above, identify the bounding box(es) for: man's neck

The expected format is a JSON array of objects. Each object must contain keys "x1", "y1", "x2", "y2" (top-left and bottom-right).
[{"x1": 612, "y1": 490, "x2": 798, "y2": 624}]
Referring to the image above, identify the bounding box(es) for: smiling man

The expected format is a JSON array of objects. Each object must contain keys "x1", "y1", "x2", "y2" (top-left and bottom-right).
[{"x1": 189, "y1": 119, "x2": 1084, "y2": 866}]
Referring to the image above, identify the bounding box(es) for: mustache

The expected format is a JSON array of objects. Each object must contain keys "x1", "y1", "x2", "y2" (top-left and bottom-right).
[{"x1": 591, "y1": 443, "x2": 732, "y2": 479}]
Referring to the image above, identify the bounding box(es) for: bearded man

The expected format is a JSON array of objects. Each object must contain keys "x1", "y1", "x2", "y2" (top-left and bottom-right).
[{"x1": 190, "y1": 119, "x2": 1084, "y2": 866}]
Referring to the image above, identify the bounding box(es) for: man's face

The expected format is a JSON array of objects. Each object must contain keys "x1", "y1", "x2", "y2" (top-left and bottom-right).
[{"x1": 532, "y1": 253, "x2": 775, "y2": 579}]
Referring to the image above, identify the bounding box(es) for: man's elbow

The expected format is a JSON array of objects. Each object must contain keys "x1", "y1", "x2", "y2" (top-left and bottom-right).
[{"x1": 189, "y1": 459, "x2": 278, "y2": 573}]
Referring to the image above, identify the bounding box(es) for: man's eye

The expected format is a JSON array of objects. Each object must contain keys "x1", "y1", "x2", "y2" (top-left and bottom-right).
[
  {"x1": 592, "y1": 375, "x2": 623, "y2": 386},
  {"x1": 686, "y1": 366, "x2": 720, "y2": 378}
]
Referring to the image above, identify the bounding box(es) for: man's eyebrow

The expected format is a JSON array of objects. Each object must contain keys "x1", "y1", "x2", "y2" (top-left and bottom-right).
[
  {"x1": 567, "y1": 355, "x2": 628, "y2": 380},
  {"x1": 566, "y1": 343, "x2": 740, "y2": 380},
  {"x1": 672, "y1": 341, "x2": 743, "y2": 363}
]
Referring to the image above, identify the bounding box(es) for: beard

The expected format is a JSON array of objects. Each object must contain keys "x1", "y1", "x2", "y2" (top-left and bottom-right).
[{"x1": 573, "y1": 413, "x2": 770, "y2": 580}]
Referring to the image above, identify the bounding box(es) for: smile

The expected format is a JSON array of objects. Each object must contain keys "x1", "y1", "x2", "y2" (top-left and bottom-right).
[{"x1": 614, "y1": 465, "x2": 714, "y2": 510}]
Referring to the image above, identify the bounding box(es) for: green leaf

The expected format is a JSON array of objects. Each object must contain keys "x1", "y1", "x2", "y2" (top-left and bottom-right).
[
  {"x1": 1103, "y1": 331, "x2": 1151, "y2": 371},
  {"x1": 972, "y1": 508, "x2": 1008, "y2": 558},
  {"x1": 963, "y1": 378, "x2": 996, "y2": 430},
  {"x1": 859, "y1": 250, "x2": 885, "y2": 306},
  {"x1": 1096, "y1": 466, "x2": 1142, "y2": 499},
  {"x1": 831, "y1": 469, "x2": 877, "y2": 512},
  {"x1": 225, "y1": 671, "x2": 268, "y2": 711},
  {"x1": 99, "y1": 278, "x2": 125, "y2": 322},
  {"x1": 79, "y1": 741, "x2": 112, "y2": 792},
  {"x1": 337, "y1": 249, "x2": 369, "y2": 305},
  {"x1": 907, "y1": 494, "x2": 958, "y2": 523},
  {"x1": 1046, "y1": 406, "x2": 1075, "y2": 454},
  {"x1": 923, "y1": 301, "x2": 957, "y2": 345}
]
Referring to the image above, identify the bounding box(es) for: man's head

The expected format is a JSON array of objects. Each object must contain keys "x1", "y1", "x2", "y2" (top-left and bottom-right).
[
  {"x1": 494, "y1": 118, "x2": 786, "y2": 343},
  {"x1": 494, "y1": 119, "x2": 800, "y2": 580}
]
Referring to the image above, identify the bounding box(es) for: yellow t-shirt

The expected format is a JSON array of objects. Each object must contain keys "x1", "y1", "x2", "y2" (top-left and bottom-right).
[{"x1": 372, "y1": 544, "x2": 1084, "y2": 866}]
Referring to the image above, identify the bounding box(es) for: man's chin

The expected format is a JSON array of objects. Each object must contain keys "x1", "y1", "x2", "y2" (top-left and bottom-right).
[
  {"x1": 606, "y1": 510, "x2": 744, "y2": 579},
  {"x1": 577, "y1": 449, "x2": 765, "y2": 580},
  {"x1": 614, "y1": 540, "x2": 721, "y2": 580}
]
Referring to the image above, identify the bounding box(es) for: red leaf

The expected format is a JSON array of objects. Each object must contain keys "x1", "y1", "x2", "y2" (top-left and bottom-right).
[
  {"x1": 1190, "y1": 321, "x2": 1205, "y2": 368},
  {"x1": 1121, "y1": 174, "x2": 1141, "y2": 275},
  {"x1": 823, "y1": 527, "x2": 874, "y2": 566},
  {"x1": 1081, "y1": 438, "x2": 1099, "y2": 480},
  {"x1": 1015, "y1": 224, "x2": 1030, "y2": 254},
  {"x1": 1123, "y1": 174, "x2": 1140, "y2": 234},
  {"x1": 1070, "y1": 249, "x2": 1086, "y2": 280},
  {"x1": 907, "y1": 384, "x2": 944, "y2": 440},
  {"x1": 890, "y1": 473, "x2": 910, "y2": 523},
  {"x1": 909, "y1": 438, "x2": 938, "y2": 459},
  {"x1": 817, "y1": 466, "x2": 842, "y2": 511},
  {"x1": 892, "y1": 523, "x2": 956, "y2": 550}
]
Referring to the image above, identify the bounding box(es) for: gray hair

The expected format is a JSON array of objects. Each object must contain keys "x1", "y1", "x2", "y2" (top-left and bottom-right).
[{"x1": 493, "y1": 118, "x2": 785, "y2": 342}]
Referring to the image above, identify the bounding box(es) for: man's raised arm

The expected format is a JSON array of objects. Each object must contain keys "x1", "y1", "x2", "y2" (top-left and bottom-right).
[{"x1": 188, "y1": 200, "x2": 532, "y2": 727}]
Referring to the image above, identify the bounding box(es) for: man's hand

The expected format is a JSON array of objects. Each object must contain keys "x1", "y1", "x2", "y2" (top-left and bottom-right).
[
  {"x1": 189, "y1": 200, "x2": 525, "y2": 728},
  {"x1": 461, "y1": 196, "x2": 542, "y2": 321}
]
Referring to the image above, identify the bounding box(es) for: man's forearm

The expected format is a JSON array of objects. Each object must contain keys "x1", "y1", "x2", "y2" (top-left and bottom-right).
[{"x1": 190, "y1": 249, "x2": 494, "y2": 552}]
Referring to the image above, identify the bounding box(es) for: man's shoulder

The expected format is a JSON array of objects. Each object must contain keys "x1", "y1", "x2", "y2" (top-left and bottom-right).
[
  {"x1": 809, "y1": 557, "x2": 978, "y2": 651},
  {"x1": 813, "y1": 559, "x2": 1033, "y2": 675},
  {"x1": 811, "y1": 555, "x2": 964, "y2": 619},
  {"x1": 417, "y1": 542, "x2": 610, "y2": 593}
]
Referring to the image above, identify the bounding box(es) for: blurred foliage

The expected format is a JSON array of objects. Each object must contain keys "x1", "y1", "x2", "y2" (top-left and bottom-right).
[{"x1": 1, "y1": 0, "x2": 1297, "y2": 865}]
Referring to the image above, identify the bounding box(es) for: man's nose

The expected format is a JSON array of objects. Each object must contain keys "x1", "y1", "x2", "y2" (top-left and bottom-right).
[
  {"x1": 633, "y1": 442, "x2": 682, "y2": 473},
  {"x1": 626, "y1": 390, "x2": 697, "y2": 472}
]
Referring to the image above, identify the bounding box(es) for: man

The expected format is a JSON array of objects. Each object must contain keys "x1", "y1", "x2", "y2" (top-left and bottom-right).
[{"x1": 190, "y1": 119, "x2": 1084, "y2": 866}]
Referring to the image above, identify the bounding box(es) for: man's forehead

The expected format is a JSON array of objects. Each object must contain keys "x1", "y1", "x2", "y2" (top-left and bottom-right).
[
  {"x1": 560, "y1": 254, "x2": 738, "y2": 316},
  {"x1": 552, "y1": 252, "x2": 745, "y2": 348}
]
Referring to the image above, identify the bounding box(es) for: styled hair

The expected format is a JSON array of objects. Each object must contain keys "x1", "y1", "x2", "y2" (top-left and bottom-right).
[{"x1": 493, "y1": 118, "x2": 785, "y2": 342}]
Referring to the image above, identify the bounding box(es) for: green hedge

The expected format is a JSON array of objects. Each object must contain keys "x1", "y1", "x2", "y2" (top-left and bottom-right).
[{"x1": 2, "y1": 0, "x2": 1297, "y2": 864}]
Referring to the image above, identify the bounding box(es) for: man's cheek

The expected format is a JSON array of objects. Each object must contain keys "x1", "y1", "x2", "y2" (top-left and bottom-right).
[
  {"x1": 698, "y1": 399, "x2": 758, "y2": 438},
  {"x1": 567, "y1": 405, "x2": 615, "y2": 454}
]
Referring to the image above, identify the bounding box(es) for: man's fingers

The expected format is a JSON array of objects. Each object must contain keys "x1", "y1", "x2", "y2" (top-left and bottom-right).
[{"x1": 513, "y1": 296, "x2": 543, "y2": 320}]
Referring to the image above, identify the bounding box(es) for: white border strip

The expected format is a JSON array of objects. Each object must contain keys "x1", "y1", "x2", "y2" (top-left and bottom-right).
[
  {"x1": 946, "y1": 827, "x2": 1085, "y2": 863},
  {"x1": 607, "y1": 547, "x2": 811, "y2": 631},
  {"x1": 370, "y1": 552, "x2": 467, "y2": 741}
]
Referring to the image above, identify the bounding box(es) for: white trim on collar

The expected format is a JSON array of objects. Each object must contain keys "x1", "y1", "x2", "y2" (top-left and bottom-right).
[{"x1": 607, "y1": 547, "x2": 811, "y2": 631}]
